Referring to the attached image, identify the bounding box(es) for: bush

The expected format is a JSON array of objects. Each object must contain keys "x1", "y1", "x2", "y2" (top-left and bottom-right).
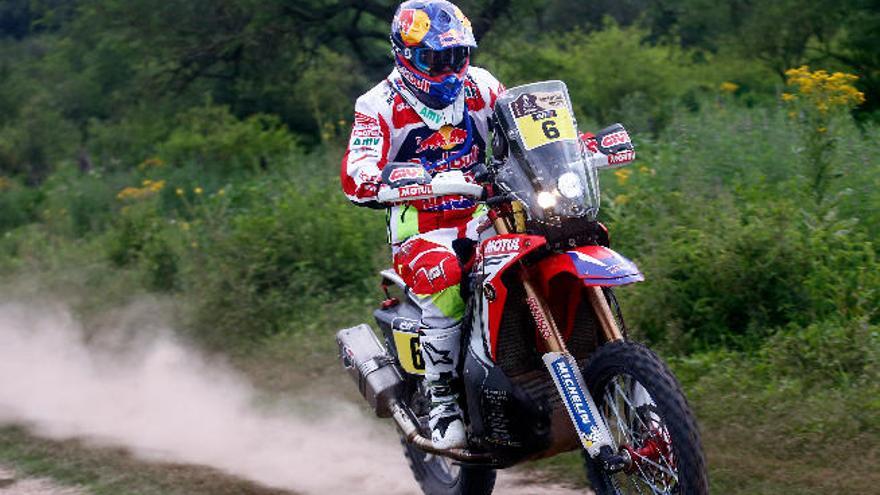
[
  {"x1": 158, "y1": 104, "x2": 297, "y2": 176},
  {"x1": 764, "y1": 319, "x2": 880, "y2": 387},
  {"x1": 178, "y1": 170, "x2": 386, "y2": 342},
  {"x1": 0, "y1": 96, "x2": 79, "y2": 183},
  {"x1": 483, "y1": 23, "x2": 700, "y2": 133},
  {"x1": 0, "y1": 176, "x2": 43, "y2": 232},
  {"x1": 105, "y1": 199, "x2": 179, "y2": 291},
  {"x1": 604, "y1": 102, "x2": 880, "y2": 351},
  {"x1": 38, "y1": 165, "x2": 121, "y2": 238}
]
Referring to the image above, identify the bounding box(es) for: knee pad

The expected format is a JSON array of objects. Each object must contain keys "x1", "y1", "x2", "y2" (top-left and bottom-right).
[{"x1": 394, "y1": 239, "x2": 462, "y2": 296}]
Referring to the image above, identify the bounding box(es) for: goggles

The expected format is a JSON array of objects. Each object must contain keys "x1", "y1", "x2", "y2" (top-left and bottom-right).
[{"x1": 410, "y1": 46, "x2": 470, "y2": 76}]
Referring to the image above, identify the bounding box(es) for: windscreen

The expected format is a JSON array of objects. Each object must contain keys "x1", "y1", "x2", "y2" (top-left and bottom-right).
[{"x1": 493, "y1": 81, "x2": 600, "y2": 222}]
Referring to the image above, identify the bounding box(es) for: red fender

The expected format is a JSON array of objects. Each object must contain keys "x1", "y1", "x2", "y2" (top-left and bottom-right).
[{"x1": 534, "y1": 245, "x2": 644, "y2": 290}]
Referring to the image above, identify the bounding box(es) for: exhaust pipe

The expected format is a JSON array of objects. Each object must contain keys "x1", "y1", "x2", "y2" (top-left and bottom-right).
[
  {"x1": 389, "y1": 399, "x2": 494, "y2": 463},
  {"x1": 336, "y1": 324, "x2": 494, "y2": 464},
  {"x1": 336, "y1": 324, "x2": 404, "y2": 418}
]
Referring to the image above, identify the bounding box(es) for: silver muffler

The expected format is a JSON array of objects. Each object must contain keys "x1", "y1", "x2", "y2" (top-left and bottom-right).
[{"x1": 336, "y1": 324, "x2": 403, "y2": 418}]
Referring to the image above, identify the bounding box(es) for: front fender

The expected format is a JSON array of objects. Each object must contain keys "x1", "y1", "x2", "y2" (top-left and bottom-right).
[{"x1": 534, "y1": 245, "x2": 644, "y2": 287}]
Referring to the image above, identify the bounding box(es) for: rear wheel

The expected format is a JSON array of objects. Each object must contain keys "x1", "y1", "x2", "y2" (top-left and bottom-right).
[
  {"x1": 400, "y1": 381, "x2": 496, "y2": 495},
  {"x1": 582, "y1": 341, "x2": 708, "y2": 495}
]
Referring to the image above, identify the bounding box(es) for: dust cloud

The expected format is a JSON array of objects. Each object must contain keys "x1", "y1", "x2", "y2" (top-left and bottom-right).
[{"x1": 0, "y1": 302, "x2": 583, "y2": 495}]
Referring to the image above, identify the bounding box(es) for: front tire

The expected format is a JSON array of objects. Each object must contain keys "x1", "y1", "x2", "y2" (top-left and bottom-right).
[{"x1": 582, "y1": 341, "x2": 708, "y2": 495}]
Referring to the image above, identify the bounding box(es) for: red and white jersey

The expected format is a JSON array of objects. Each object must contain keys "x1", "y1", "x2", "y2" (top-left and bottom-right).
[{"x1": 341, "y1": 66, "x2": 504, "y2": 243}]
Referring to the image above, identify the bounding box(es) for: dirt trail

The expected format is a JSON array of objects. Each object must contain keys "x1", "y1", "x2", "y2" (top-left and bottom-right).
[
  {"x1": 0, "y1": 466, "x2": 83, "y2": 495},
  {"x1": 0, "y1": 302, "x2": 588, "y2": 494}
]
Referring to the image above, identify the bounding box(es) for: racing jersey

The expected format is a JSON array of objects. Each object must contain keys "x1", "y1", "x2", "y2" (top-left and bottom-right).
[{"x1": 341, "y1": 66, "x2": 504, "y2": 244}]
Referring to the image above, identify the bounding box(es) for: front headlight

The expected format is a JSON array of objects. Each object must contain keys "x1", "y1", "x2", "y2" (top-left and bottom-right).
[
  {"x1": 537, "y1": 191, "x2": 557, "y2": 209},
  {"x1": 557, "y1": 172, "x2": 584, "y2": 199}
]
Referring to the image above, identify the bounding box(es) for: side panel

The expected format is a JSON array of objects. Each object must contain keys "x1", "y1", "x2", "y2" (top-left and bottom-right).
[{"x1": 473, "y1": 234, "x2": 547, "y2": 361}]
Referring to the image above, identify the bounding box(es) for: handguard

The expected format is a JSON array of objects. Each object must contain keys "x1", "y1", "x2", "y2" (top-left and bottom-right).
[
  {"x1": 378, "y1": 164, "x2": 485, "y2": 203},
  {"x1": 581, "y1": 123, "x2": 636, "y2": 170}
]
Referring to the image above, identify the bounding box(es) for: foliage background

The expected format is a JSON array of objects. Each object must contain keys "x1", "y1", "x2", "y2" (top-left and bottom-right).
[{"x1": 1, "y1": 1, "x2": 878, "y2": 492}]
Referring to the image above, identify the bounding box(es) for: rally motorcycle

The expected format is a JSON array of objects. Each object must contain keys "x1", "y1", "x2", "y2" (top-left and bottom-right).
[{"x1": 337, "y1": 81, "x2": 708, "y2": 494}]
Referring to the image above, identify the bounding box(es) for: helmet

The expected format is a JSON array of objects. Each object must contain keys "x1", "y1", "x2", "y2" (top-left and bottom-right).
[{"x1": 391, "y1": 0, "x2": 477, "y2": 109}]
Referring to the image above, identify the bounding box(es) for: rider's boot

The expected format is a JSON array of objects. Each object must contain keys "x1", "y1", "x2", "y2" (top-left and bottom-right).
[{"x1": 420, "y1": 323, "x2": 466, "y2": 450}]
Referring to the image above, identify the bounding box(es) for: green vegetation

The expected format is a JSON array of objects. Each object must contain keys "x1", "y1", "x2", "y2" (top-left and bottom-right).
[{"x1": 1, "y1": 1, "x2": 878, "y2": 492}]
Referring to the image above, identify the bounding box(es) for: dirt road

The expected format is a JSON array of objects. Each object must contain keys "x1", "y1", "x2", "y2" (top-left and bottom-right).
[{"x1": 0, "y1": 466, "x2": 82, "y2": 495}]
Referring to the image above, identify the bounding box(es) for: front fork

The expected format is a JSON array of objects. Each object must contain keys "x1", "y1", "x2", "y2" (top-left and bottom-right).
[{"x1": 493, "y1": 216, "x2": 627, "y2": 466}]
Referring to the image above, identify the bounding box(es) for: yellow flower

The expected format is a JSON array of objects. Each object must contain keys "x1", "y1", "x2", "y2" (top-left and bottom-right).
[
  {"x1": 176, "y1": 188, "x2": 185, "y2": 196},
  {"x1": 785, "y1": 65, "x2": 864, "y2": 112},
  {"x1": 180, "y1": 222, "x2": 190, "y2": 231},
  {"x1": 614, "y1": 168, "x2": 632, "y2": 186},
  {"x1": 720, "y1": 81, "x2": 739, "y2": 94},
  {"x1": 194, "y1": 187, "x2": 203, "y2": 195},
  {"x1": 148, "y1": 180, "x2": 165, "y2": 192},
  {"x1": 117, "y1": 179, "x2": 165, "y2": 201},
  {"x1": 137, "y1": 157, "x2": 165, "y2": 171},
  {"x1": 117, "y1": 186, "x2": 144, "y2": 201},
  {"x1": 217, "y1": 188, "x2": 226, "y2": 196},
  {"x1": 817, "y1": 127, "x2": 827, "y2": 134}
]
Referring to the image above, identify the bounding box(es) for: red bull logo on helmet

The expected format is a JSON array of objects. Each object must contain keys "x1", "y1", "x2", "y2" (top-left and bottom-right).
[
  {"x1": 416, "y1": 125, "x2": 467, "y2": 153},
  {"x1": 398, "y1": 9, "x2": 431, "y2": 46}
]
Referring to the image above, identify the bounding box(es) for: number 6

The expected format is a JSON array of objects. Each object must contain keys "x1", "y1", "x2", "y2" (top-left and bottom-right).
[{"x1": 542, "y1": 120, "x2": 560, "y2": 139}]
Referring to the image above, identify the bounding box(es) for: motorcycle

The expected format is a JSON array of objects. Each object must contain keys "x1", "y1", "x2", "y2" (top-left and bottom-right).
[{"x1": 337, "y1": 80, "x2": 708, "y2": 495}]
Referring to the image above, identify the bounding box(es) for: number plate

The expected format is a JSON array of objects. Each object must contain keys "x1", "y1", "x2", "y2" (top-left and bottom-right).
[
  {"x1": 393, "y1": 329, "x2": 425, "y2": 375},
  {"x1": 508, "y1": 91, "x2": 577, "y2": 150}
]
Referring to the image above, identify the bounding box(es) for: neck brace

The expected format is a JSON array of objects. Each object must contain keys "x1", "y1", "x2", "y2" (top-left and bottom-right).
[{"x1": 389, "y1": 68, "x2": 466, "y2": 131}]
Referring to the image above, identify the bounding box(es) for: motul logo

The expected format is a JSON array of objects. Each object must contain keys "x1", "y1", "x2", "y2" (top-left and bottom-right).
[
  {"x1": 398, "y1": 184, "x2": 433, "y2": 198},
  {"x1": 601, "y1": 131, "x2": 630, "y2": 148},
  {"x1": 608, "y1": 149, "x2": 635, "y2": 164},
  {"x1": 352, "y1": 128, "x2": 381, "y2": 138},
  {"x1": 388, "y1": 167, "x2": 425, "y2": 182},
  {"x1": 484, "y1": 238, "x2": 521, "y2": 256}
]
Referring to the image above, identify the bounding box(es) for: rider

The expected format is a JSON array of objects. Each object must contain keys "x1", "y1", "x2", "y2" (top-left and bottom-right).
[{"x1": 341, "y1": 0, "x2": 504, "y2": 449}]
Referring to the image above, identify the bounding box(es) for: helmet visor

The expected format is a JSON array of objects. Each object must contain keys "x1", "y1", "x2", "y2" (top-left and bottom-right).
[{"x1": 412, "y1": 46, "x2": 470, "y2": 76}]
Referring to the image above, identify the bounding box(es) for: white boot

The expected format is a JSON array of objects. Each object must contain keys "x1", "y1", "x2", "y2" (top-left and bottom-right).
[{"x1": 420, "y1": 324, "x2": 466, "y2": 450}]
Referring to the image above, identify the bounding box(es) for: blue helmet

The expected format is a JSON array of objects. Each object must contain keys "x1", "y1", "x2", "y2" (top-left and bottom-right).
[{"x1": 391, "y1": 0, "x2": 477, "y2": 109}]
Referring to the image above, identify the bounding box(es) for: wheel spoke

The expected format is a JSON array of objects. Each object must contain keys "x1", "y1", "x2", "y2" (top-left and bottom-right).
[
  {"x1": 605, "y1": 379, "x2": 631, "y2": 444},
  {"x1": 598, "y1": 373, "x2": 682, "y2": 494}
]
